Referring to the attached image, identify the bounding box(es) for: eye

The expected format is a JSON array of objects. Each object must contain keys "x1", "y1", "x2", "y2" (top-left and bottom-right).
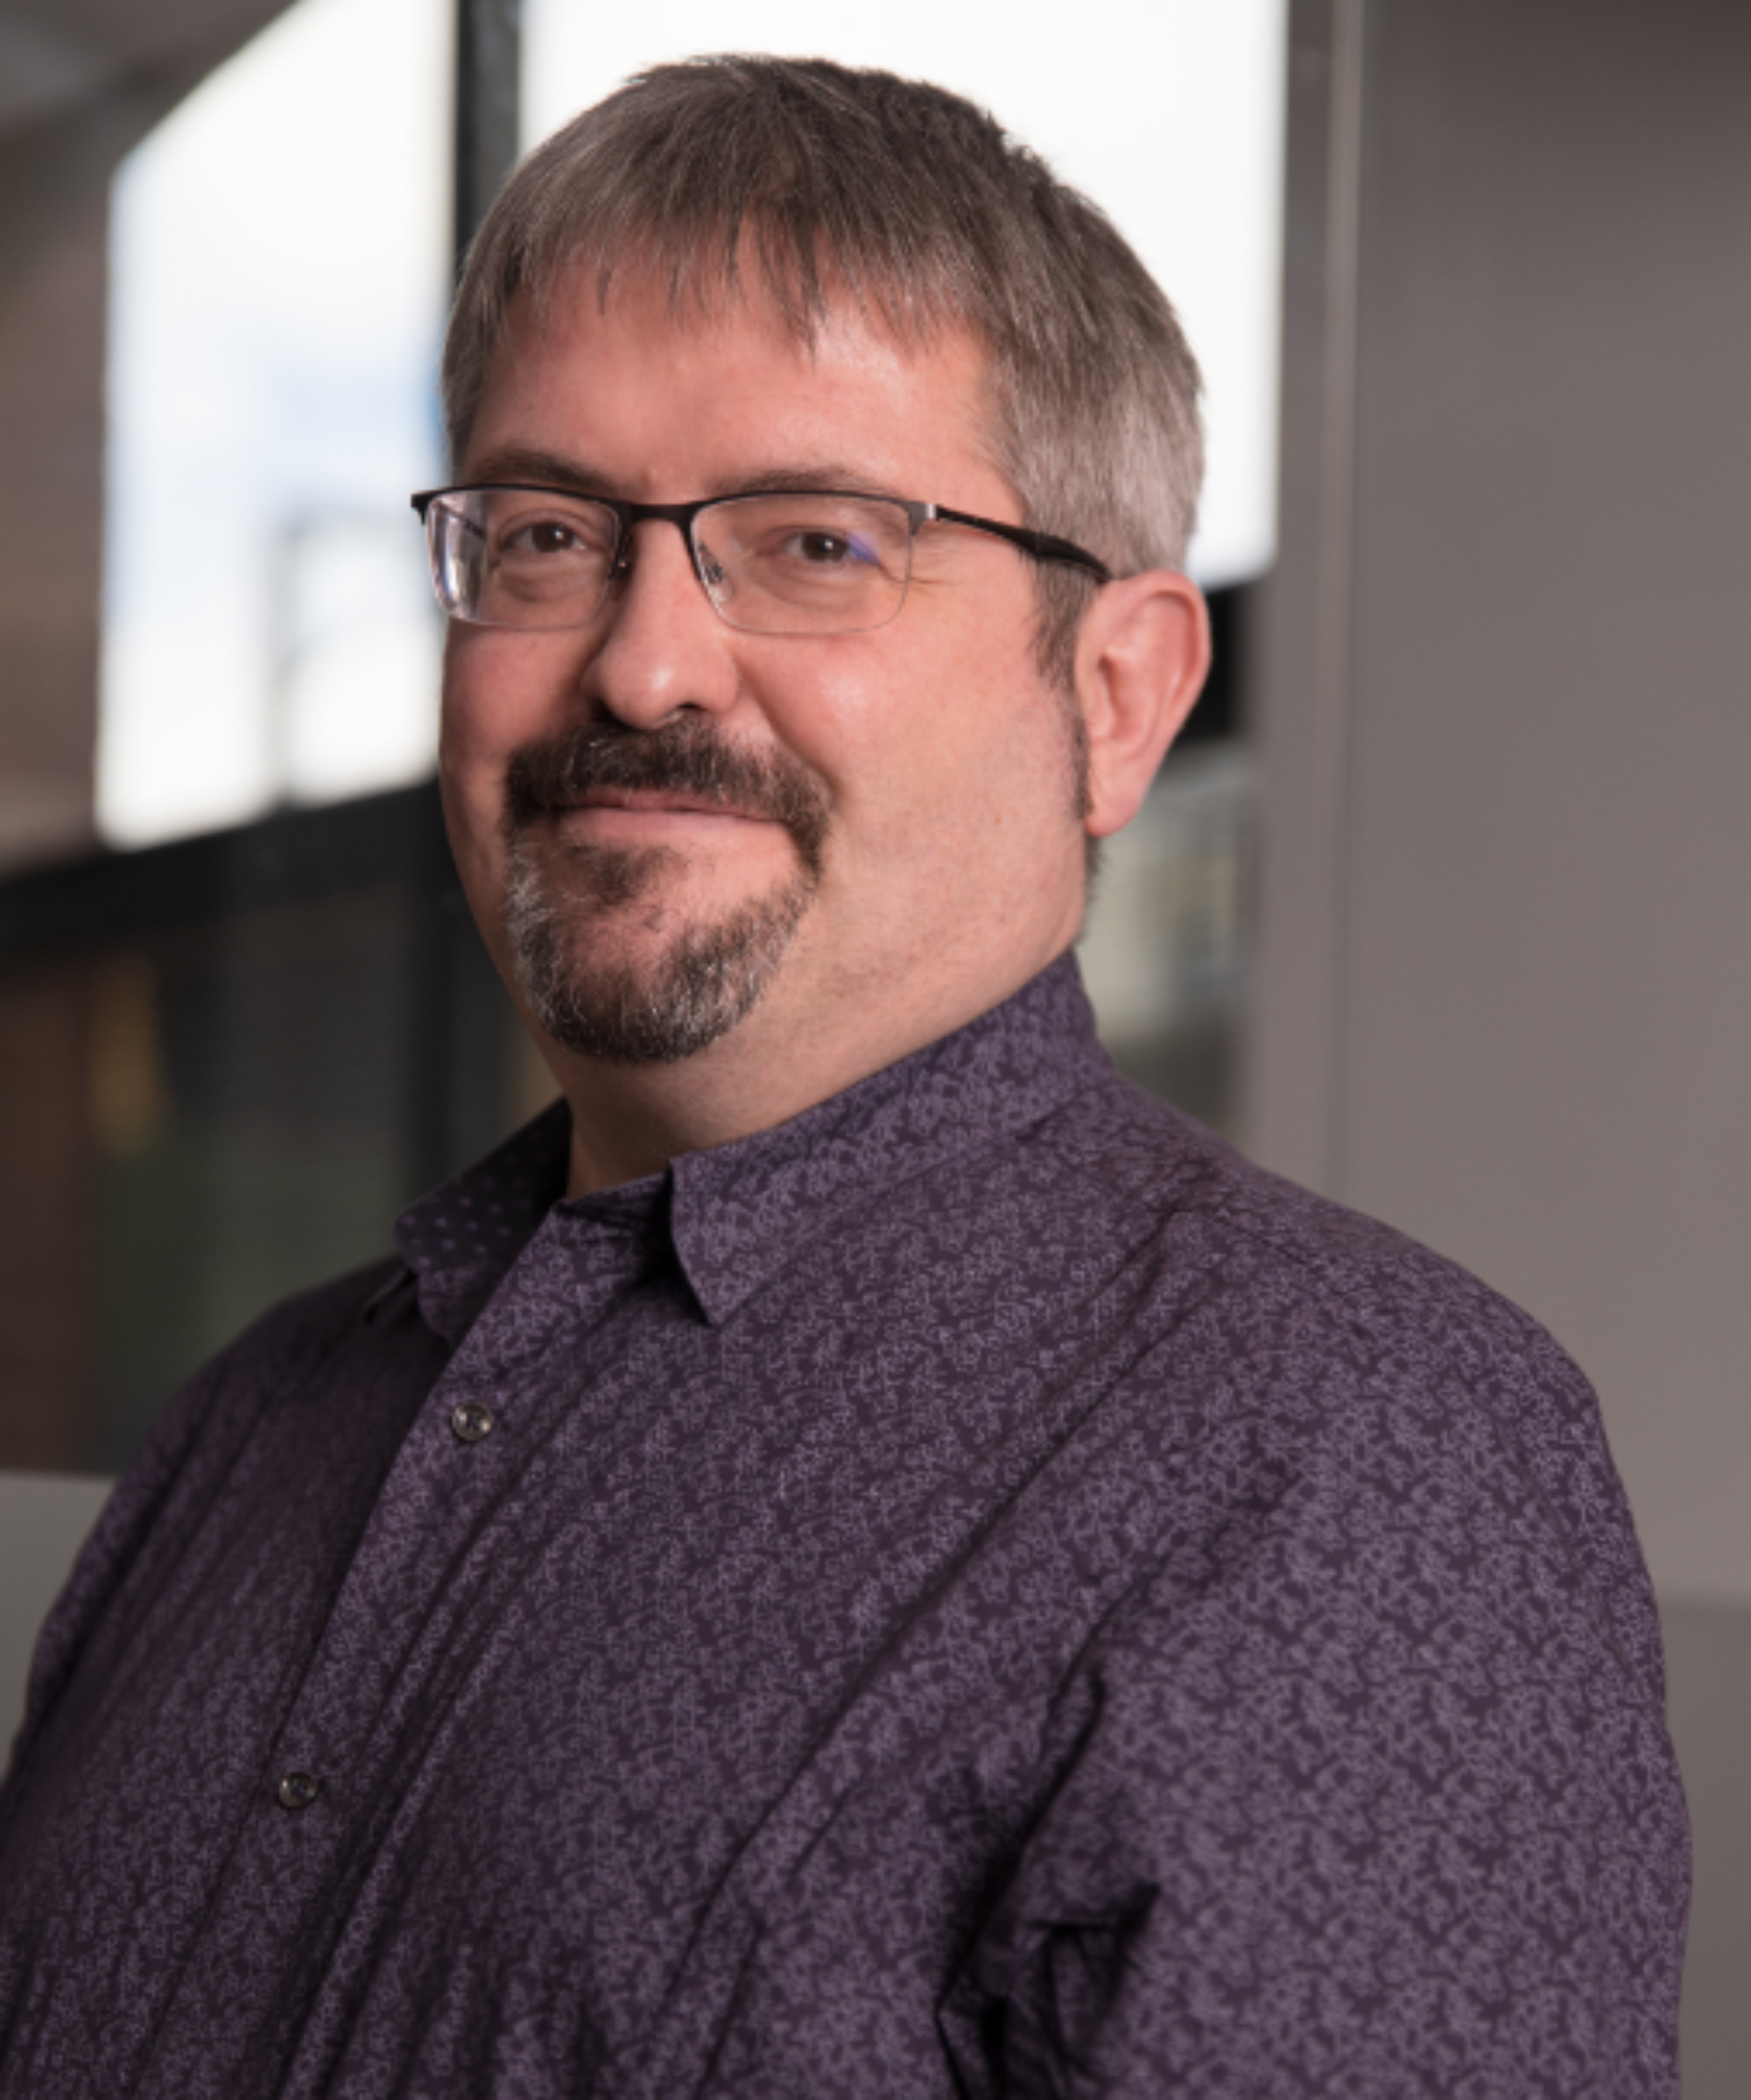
[
  {"x1": 481, "y1": 495, "x2": 619, "y2": 567},
  {"x1": 473, "y1": 496, "x2": 617, "y2": 610},
  {"x1": 501, "y1": 515, "x2": 593, "y2": 559},
  {"x1": 785, "y1": 530, "x2": 878, "y2": 567}
]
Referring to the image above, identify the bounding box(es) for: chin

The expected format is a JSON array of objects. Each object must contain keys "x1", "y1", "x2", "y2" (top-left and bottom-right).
[{"x1": 504, "y1": 851, "x2": 819, "y2": 1068}]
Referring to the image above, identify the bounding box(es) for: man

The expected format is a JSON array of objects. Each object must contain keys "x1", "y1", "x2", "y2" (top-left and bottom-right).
[{"x1": 0, "y1": 55, "x2": 1685, "y2": 2099}]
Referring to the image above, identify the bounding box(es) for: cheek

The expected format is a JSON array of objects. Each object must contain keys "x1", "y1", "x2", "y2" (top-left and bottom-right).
[
  {"x1": 771, "y1": 629, "x2": 1020, "y2": 821},
  {"x1": 440, "y1": 625, "x2": 583, "y2": 759},
  {"x1": 437, "y1": 629, "x2": 499, "y2": 777},
  {"x1": 438, "y1": 635, "x2": 528, "y2": 887}
]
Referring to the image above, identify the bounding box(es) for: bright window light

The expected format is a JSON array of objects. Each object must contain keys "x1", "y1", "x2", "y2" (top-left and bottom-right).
[
  {"x1": 522, "y1": 0, "x2": 1286, "y2": 590},
  {"x1": 99, "y1": 0, "x2": 449, "y2": 849},
  {"x1": 100, "y1": 1, "x2": 1283, "y2": 851}
]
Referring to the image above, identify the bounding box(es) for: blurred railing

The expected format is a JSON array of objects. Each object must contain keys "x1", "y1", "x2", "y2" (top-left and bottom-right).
[{"x1": 0, "y1": 779, "x2": 527, "y2": 1473}]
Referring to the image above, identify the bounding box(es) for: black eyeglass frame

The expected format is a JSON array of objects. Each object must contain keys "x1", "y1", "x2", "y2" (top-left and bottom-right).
[{"x1": 410, "y1": 483, "x2": 1113, "y2": 630}]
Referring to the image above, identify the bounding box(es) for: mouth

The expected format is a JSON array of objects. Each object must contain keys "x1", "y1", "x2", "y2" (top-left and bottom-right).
[
  {"x1": 502, "y1": 717, "x2": 833, "y2": 882},
  {"x1": 561, "y1": 786, "x2": 766, "y2": 819},
  {"x1": 546, "y1": 787, "x2": 784, "y2": 843}
]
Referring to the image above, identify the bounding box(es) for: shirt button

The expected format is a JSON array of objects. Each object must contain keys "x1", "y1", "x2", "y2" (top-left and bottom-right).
[
  {"x1": 277, "y1": 1770, "x2": 320, "y2": 1811},
  {"x1": 450, "y1": 1399, "x2": 496, "y2": 1444}
]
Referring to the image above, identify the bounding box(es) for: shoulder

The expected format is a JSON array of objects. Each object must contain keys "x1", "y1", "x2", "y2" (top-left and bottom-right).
[
  {"x1": 1035, "y1": 1068, "x2": 1591, "y2": 1405},
  {"x1": 1016, "y1": 1071, "x2": 1662, "y2": 1667},
  {"x1": 5, "y1": 1257, "x2": 407, "y2": 1765},
  {"x1": 966, "y1": 1091, "x2": 1685, "y2": 2091},
  {"x1": 109, "y1": 1251, "x2": 413, "y2": 1545},
  {"x1": 138, "y1": 1255, "x2": 413, "y2": 1472}
]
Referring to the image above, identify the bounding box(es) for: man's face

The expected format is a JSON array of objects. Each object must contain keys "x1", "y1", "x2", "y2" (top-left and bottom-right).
[{"x1": 440, "y1": 270, "x2": 1093, "y2": 1077}]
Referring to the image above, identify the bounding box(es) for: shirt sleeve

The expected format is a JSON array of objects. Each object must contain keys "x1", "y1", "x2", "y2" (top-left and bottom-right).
[{"x1": 946, "y1": 1314, "x2": 1689, "y2": 2099}]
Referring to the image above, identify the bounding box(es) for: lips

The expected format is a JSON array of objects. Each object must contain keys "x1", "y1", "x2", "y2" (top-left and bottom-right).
[{"x1": 562, "y1": 787, "x2": 767, "y2": 822}]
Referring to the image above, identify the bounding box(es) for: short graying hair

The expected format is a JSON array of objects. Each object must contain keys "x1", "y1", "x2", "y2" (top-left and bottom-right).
[{"x1": 442, "y1": 54, "x2": 1205, "y2": 688}]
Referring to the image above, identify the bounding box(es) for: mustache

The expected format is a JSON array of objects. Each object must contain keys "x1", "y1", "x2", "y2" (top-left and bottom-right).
[{"x1": 503, "y1": 716, "x2": 833, "y2": 871}]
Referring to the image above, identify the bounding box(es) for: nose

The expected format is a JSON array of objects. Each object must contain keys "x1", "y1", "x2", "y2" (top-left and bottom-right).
[{"x1": 581, "y1": 515, "x2": 741, "y2": 730}]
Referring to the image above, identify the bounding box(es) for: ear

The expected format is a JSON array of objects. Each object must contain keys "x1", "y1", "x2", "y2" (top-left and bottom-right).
[{"x1": 1072, "y1": 571, "x2": 1212, "y2": 839}]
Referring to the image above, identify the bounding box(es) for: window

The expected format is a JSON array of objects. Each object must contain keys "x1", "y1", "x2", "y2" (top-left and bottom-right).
[{"x1": 99, "y1": 0, "x2": 450, "y2": 847}]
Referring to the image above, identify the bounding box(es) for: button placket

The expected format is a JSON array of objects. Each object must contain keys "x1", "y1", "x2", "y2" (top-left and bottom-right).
[{"x1": 246, "y1": 1228, "x2": 622, "y2": 1864}]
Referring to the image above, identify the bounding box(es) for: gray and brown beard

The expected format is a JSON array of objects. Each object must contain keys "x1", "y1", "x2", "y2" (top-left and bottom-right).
[{"x1": 499, "y1": 716, "x2": 833, "y2": 1066}]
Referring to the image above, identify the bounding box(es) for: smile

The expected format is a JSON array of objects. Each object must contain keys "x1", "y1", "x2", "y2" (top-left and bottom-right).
[{"x1": 549, "y1": 791, "x2": 784, "y2": 841}]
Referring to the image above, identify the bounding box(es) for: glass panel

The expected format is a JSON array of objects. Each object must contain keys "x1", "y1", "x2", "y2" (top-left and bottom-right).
[
  {"x1": 0, "y1": 786, "x2": 538, "y2": 1474},
  {"x1": 1078, "y1": 743, "x2": 1254, "y2": 1140},
  {"x1": 521, "y1": 0, "x2": 1286, "y2": 589},
  {"x1": 98, "y1": 0, "x2": 450, "y2": 849}
]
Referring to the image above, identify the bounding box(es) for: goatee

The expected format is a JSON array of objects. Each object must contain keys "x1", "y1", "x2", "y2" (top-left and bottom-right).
[{"x1": 500, "y1": 716, "x2": 832, "y2": 1066}]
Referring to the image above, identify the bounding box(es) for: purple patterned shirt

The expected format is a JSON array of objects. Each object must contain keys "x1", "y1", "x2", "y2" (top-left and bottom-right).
[{"x1": 0, "y1": 957, "x2": 1686, "y2": 2096}]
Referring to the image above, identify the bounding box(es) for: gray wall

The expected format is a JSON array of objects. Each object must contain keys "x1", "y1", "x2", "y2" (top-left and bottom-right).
[
  {"x1": 0, "y1": 1471, "x2": 111, "y2": 1751},
  {"x1": 1249, "y1": 2, "x2": 1751, "y2": 2089}
]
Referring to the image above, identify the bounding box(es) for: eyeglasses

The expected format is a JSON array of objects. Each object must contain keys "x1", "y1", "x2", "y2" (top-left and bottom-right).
[{"x1": 410, "y1": 483, "x2": 1111, "y2": 638}]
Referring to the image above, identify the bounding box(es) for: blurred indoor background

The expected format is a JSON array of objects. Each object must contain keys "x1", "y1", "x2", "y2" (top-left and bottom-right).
[{"x1": 0, "y1": 0, "x2": 1744, "y2": 2085}]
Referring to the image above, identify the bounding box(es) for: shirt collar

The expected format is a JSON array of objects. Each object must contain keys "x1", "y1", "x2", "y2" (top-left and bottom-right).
[
  {"x1": 393, "y1": 1100, "x2": 575, "y2": 1341},
  {"x1": 666, "y1": 952, "x2": 1110, "y2": 1324},
  {"x1": 394, "y1": 950, "x2": 1110, "y2": 1338}
]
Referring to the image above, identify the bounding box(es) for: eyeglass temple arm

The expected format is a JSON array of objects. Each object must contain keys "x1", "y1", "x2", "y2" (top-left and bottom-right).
[{"x1": 925, "y1": 504, "x2": 1112, "y2": 581}]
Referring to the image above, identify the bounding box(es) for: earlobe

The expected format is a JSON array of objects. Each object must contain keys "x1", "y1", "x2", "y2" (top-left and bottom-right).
[{"x1": 1074, "y1": 571, "x2": 1212, "y2": 840}]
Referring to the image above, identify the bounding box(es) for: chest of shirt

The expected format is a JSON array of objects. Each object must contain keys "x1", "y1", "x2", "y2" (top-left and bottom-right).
[{"x1": 2, "y1": 1177, "x2": 1226, "y2": 2096}]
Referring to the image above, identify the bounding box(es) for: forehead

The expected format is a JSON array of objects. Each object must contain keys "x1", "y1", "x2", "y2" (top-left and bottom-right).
[{"x1": 461, "y1": 267, "x2": 1009, "y2": 505}]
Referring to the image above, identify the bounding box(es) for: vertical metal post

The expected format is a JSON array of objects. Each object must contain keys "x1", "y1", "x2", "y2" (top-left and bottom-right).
[
  {"x1": 1242, "y1": 0, "x2": 1370, "y2": 1197},
  {"x1": 402, "y1": 1, "x2": 526, "y2": 1196},
  {"x1": 1304, "y1": 0, "x2": 1368, "y2": 1200},
  {"x1": 453, "y1": 0, "x2": 523, "y2": 278}
]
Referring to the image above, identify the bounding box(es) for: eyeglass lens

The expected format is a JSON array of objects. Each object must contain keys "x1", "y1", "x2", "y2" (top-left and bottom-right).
[{"x1": 427, "y1": 489, "x2": 917, "y2": 636}]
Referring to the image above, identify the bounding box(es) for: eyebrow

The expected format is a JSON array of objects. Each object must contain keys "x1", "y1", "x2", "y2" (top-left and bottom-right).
[
  {"x1": 715, "y1": 464, "x2": 910, "y2": 501},
  {"x1": 459, "y1": 448, "x2": 911, "y2": 504},
  {"x1": 461, "y1": 446, "x2": 607, "y2": 492}
]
